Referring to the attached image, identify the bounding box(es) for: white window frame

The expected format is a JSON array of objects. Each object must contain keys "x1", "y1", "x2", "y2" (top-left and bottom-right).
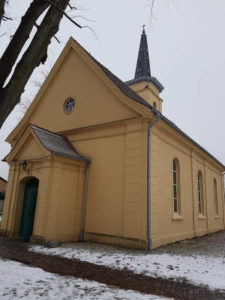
[
  {"x1": 173, "y1": 159, "x2": 180, "y2": 214},
  {"x1": 214, "y1": 179, "x2": 218, "y2": 216},
  {"x1": 198, "y1": 171, "x2": 204, "y2": 215}
]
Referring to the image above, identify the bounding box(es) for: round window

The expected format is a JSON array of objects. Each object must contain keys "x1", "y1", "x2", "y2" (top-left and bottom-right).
[{"x1": 64, "y1": 97, "x2": 75, "y2": 113}]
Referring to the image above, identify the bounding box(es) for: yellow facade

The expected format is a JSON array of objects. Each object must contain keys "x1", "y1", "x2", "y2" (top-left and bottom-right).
[{"x1": 1, "y1": 34, "x2": 224, "y2": 249}]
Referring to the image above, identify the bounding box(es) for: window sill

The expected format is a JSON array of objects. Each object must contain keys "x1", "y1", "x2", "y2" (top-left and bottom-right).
[
  {"x1": 172, "y1": 214, "x2": 184, "y2": 221},
  {"x1": 198, "y1": 214, "x2": 205, "y2": 220},
  {"x1": 214, "y1": 215, "x2": 219, "y2": 219}
]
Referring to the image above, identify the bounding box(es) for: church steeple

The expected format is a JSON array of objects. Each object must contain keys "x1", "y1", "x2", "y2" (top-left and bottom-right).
[
  {"x1": 126, "y1": 27, "x2": 164, "y2": 112},
  {"x1": 126, "y1": 27, "x2": 164, "y2": 95},
  {"x1": 135, "y1": 26, "x2": 151, "y2": 79}
]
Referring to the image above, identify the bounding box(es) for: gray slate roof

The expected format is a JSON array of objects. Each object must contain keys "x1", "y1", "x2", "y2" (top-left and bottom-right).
[
  {"x1": 135, "y1": 28, "x2": 151, "y2": 79},
  {"x1": 31, "y1": 125, "x2": 90, "y2": 163}
]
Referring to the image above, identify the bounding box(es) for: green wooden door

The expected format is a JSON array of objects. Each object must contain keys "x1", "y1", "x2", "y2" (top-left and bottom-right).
[{"x1": 20, "y1": 178, "x2": 39, "y2": 242}]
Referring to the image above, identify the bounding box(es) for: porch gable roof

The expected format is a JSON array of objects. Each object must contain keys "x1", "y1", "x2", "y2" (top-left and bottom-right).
[{"x1": 31, "y1": 125, "x2": 90, "y2": 163}]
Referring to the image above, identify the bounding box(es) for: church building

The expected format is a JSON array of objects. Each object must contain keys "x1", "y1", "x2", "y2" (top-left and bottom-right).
[{"x1": 1, "y1": 29, "x2": 225, "y2": 249}]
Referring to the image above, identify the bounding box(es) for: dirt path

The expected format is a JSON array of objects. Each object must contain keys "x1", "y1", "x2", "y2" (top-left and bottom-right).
[{"x1": 0, "y1": 237, "x2": 224, "y2": 300}]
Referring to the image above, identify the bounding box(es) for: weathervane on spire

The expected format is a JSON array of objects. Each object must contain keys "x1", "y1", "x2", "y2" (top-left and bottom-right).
[{"x1": 142, "y1": 24, "x2": 146, "y2": 33}]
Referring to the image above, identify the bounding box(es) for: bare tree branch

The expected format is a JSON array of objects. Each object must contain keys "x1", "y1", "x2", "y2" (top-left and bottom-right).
[
  {"x1": 150, "y1": 0, "x2": 155, "y2": 20},
  {"x1": 0, "y1": 0, "x2": 70, "y2": 127},
  {"x1": 0, "y1": 0, "x2": 50, "y2": 87},
  {"x1": 71, "y1": 15, "x2": 96, "y2": 23},
  {"x1": 0, "y1": 0, "x2": 89, "y2": 127},
  {"x1": 82, "y1": 26, "x2": 99, "y2": 40},
  {"x1": 68, "y1": 3, "x2": 77, "y2": 10},
  {"x1": 46, "y1": 0, "x2": 82, "y2": 28},
  {"x1": 0, "y1": 0, "x2": 7, "y2": 25},
  {"x1": 19, "y1": 67, "x2": 50, "y2": 116},
  {"x1": 34, "y1": 22, "x2": 61, "y2": 44}
]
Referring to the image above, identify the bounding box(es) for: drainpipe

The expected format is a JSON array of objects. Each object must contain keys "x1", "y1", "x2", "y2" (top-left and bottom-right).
[
  {"x1": 147, "y1": 110, "x2": 160, "y2": 251},
  {"x1": 223, "y1": 172, "x2": 225, "y2": 198},
  {"x1": 80, "y1": 162, "x2": 90, "y2": 242}
]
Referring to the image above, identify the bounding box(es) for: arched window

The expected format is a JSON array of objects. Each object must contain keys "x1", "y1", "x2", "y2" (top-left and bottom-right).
[
  {"x1": 214, "y1": 179, "x2": 218, "y2": 216},
  {"x1": 172, "y1": 159, "x2": 180, "y2": 214},
  {"x1": 153, "y1": 101, "x2": 157, "y2": 109},
  {"x1": 197, "y1": 171, "x2": 204, "y2": 214}
]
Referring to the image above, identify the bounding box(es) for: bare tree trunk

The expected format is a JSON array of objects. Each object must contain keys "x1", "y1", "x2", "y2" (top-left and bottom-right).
[
  {"x1": 0, "y1": 0, "x2": 6, "y2": 25},
  {"x1": 0, "y1": 0, "x2": 70, "y2": 128},
  {"x1": 0, "y1": 0, "x2": 50, "y2": 87}
]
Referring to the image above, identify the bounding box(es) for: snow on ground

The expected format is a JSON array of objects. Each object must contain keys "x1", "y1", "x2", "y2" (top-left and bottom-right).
[
  {"x1": 0, "y1": 258, "x2": 168, "y2": 300},
  {"x1": 30, "y1": 243, "x2": 225, "y2": 291}
]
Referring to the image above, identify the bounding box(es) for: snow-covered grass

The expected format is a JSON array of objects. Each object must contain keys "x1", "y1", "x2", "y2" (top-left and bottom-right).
[
  {"x1": 30, "y1": 243, "x2": 225, "y2": 291},
  {"x1": 0, "y1": 258, "x2": 168, "y2": 299}
]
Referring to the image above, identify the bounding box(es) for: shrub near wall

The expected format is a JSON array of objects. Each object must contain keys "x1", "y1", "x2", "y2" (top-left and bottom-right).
[
  {"x1": 0, "y1": 191, "x2": 5, "y2": 213},
  {"x1": 0, "y1": 191, "x2": 5, "y2": 200}
]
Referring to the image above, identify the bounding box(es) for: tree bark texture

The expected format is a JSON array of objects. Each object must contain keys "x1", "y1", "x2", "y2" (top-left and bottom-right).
[
  {"x1": 0, "y1": 0, "x2": 50, "y2": 88},
  {"x1": 0, "y1": 0, "x2": 70, "y2": 128},
  {"x1": 0, "y1": 0, "x2": 6, "y2": 25}
]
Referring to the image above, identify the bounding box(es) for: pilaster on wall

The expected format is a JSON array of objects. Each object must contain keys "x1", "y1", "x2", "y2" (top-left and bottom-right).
[
  {"x1": 74, "y1": 166, "x2": 86, "y2": 237},
  {"x1": 44, "y1": 158, "x2": 62, "y2": 239},
  {"x1": 203, "y1": 161, "x2": 209, "y2": 233},
  {"x1": 150, "y1": 129, "x2": 159, "y2": 240},
  {"x1": 1, "y1": 163, "x2": 18, "y2": 233},
  {"x1": 191, "y1": 152, "x2": 224, "y2": 236},
  {"x1": 191, "y1": 153, "x2": 196, "y2": 235},
  {"x1": 32, "y1": 160, "x2": 53, "y2": 238},
  {"x1": 221, "y1": 173, "x2": 225, "y2": 228},
  {"x1": 123, "y1": 120, "x2": 147, "y2": 242},
  {"x1": 43, "y1": 157, "x2": 86, "y2": 242},
  {"x1": 191, "y1": 153, "x2": 207, "y2": 235}
]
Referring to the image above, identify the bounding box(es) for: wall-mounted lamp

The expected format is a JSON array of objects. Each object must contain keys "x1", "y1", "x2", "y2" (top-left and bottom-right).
[{"x1": 22, "y1": 160, "x2": 27, "y2": 172}]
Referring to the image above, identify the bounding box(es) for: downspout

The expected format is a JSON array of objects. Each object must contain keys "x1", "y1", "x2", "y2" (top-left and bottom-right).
[
  {"x1": 147, "y1": 110, "x2": 160, "y2": 251},
  {"x1": 80, "y1": 162, "x2": 91, "y2": 241}
]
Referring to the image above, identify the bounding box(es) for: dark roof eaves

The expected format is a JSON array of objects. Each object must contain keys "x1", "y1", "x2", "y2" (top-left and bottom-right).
[
  {"x1": 159, "y1": 114, "x2": 225, "y2": 170},
  {"x1": 60, "y1": 136, "x2": 91, "y2": 163},
  {"x1": 51, "y1": 151, "x2": 90, "y2": 163},
  {"x1": 0, "y1": 176, "x2": 7, "y2": 183},
  {"x1": 94, "y1": 61, "x2": 152, "y2": 110},
  {"x1": 126, "y1": 76, "x2": 164, "y2": 93}
]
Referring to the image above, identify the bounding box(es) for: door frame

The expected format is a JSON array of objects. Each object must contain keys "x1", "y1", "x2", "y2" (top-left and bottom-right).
[{"x1": 18, "y1": 177, "x2": 39, "y2": 242}]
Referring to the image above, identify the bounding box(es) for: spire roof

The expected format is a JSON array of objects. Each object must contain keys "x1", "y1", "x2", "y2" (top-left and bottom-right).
[
  {"x1": 126, "y1": 27, "x2": 164, "y2": 93},
  {"x1": 135, "y1": 26, "x2": 151, "y2": 79}
]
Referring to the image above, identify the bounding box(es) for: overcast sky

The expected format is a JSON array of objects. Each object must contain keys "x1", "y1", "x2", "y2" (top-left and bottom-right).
[{"x1": 0, "y1": 0, "x2": 225, "y2": 180}]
